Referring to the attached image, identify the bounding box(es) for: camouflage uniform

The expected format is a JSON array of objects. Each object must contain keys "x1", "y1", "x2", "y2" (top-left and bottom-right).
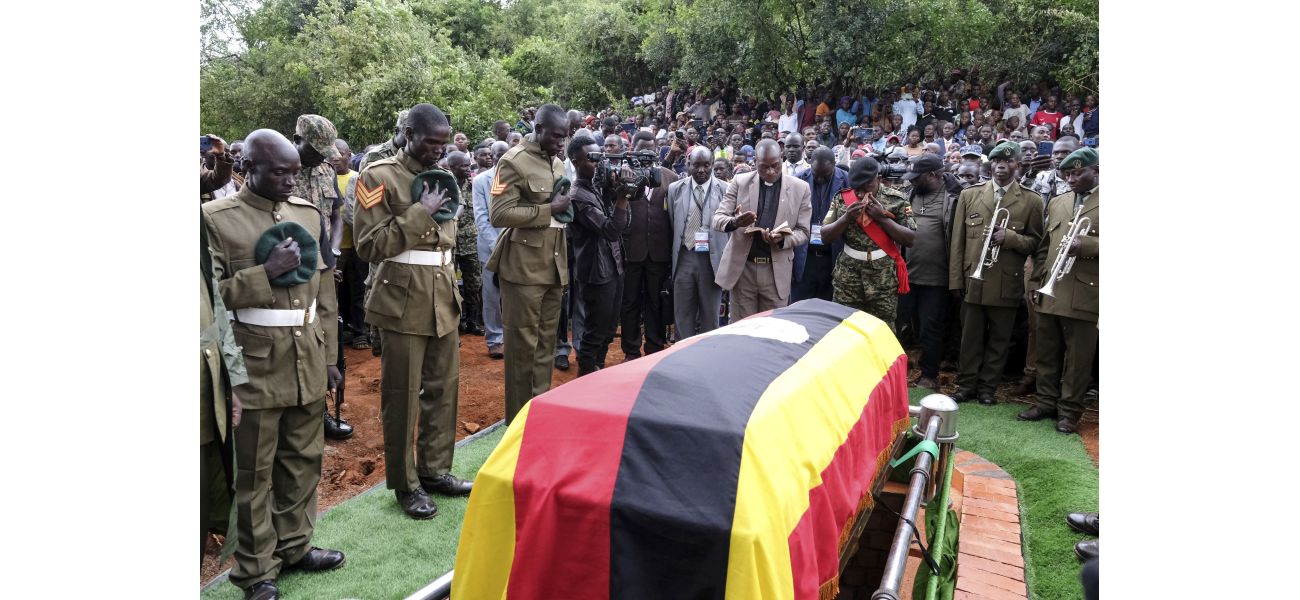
[
  {"x1": 823, "y1": 186, "x2": 916, "y2": 329},
  {"x1": 455, "y1": 178, "x2": 482, "y2": 328}
]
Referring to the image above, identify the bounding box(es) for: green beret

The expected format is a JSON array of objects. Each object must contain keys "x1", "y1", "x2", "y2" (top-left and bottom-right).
[
  {"x1": 551, "y1": 176, "x2": 575, "y2": 224},
  {"x1": 254, "y1": 221, "x2": 319, "y2": 287},
  {"x1": 1059, "y1": 147, "x2": 1098, "y2": 171},
  {"x1": 988, "y1": 141, "x2": 1021, "y2": 161},
  {"x1": 410, "y1": 169, "x2": 462, "y2": 222}
]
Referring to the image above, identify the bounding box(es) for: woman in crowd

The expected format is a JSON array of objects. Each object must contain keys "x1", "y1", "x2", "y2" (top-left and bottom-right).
[{"x1": 904, "y1": 126, "x2": 926, "y2": 157}]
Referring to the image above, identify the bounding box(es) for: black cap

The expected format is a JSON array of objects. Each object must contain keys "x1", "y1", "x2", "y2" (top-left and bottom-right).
[
  {"x1": 847, "y1": 157, "x2": 881, "y2": 188},
  {"x1": 901, "y1": 154, "x2": 944, "y2": 180}
]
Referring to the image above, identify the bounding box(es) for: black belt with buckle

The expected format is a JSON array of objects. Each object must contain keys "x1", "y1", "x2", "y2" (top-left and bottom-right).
[{"x1": 749, "y1": 256, "x2": 772, "y2": 264}]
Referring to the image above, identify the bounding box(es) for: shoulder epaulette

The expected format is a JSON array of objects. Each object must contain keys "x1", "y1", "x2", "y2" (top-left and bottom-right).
[
  {"x1": 202, "y1": 196, "x2": 240, "y2": 213},
  {"x1": 284, "y1": 195, "x2": 323, "y2": 214}
]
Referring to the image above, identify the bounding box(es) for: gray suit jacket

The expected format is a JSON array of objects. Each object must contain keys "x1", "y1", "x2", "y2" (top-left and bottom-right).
[
  {"x1": 710, "y1": 172, "x2": 812, "y2": 300},
  {"x1": 667, "y1": 175, "x2": 729, "y2": 279}
]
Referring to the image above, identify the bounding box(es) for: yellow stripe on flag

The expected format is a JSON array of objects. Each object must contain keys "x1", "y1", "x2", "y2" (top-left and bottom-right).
[
  {"x1": 451, "y1": 402, "x2": 533, "y2": 600},
  {"x1": 725, "y1": 312, "x2": 903, "y2": 599}
]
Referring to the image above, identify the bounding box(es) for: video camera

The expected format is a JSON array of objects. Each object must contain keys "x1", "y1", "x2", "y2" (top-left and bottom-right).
[{"x1": 590, "y1": 150, "x2": 662, "y2": 197}]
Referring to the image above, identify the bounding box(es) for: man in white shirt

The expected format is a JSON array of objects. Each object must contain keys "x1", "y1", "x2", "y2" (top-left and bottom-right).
[{"x1": 893, "y1": 93, "x2": 924, "y2": 132}]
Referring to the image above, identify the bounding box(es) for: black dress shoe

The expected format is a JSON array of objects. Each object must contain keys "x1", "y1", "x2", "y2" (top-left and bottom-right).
[
  {"x1": 421, "y1": 473, "x2": 474, "y2": 496},
  {"x1": 244, "y1": 580, "x2": 278, "y2": 600},
  {"x1": 554, "y1": 354, "x2": 570, "y2": 371},
  {"x1": 978, "y1": 392, "x2": 997, "y2": 405},
  {"x1": 395, "y1": 488, "x2": 438, "y2": 520},
  {"x1": 1056, "y1": 417, "x2": 1080, "y2": 434},
  {"x1": 465, "y1": 323, "x2": 485, "y2": 336},
  {"x1": 1067, "y1": 512, "x2": 1099, "y2": 536},
  {"x1": 949, "y1": 389, "x2": 978, "y2": 403},
  {"x1": 290, "y1": 547, "x2": 346, "y2": 571},
  {"x1": 324, "y1": 412, "x2": 354, "y2": 441},
  {"x1": 1074, "y1": 538, "x2": 1098, "y2": 561},
  {"x1": 1017, "y1": 406, "x2": 1057, "y2": 421}
]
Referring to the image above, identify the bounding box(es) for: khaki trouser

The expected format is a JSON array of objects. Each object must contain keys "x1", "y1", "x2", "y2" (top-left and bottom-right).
[
  {"x1": 730, "y1": 261, "x2": 785, "y2": 321},
  {"x1": 956, "y1": 303, "x2": 1018, "y2": 396},
  {"x1": 230, "y1": 399, "x2": 325, "y2": 589},
  {"x1": 379, "y1": 329, "x2": 460, "y2": 491},
  {"x1": 1023, "y1": 257, "x2": 1038, "y2": 377},
  {"x1": 1034, "y1": 313, "x2": 1099, "y2": 421},
  {"x1": 501, "y1": 281, "x2": 564, "y2": 424}
]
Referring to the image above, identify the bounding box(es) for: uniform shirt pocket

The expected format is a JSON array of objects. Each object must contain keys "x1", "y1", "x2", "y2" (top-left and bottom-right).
[{"x1": 367, "y1": 264, "x2": 412, "y2": 319}]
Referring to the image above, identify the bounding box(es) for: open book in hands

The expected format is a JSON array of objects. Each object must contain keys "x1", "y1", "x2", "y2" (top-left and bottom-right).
[{"x1": 743, "y1": 221, "x2": 793, "y2": 235}]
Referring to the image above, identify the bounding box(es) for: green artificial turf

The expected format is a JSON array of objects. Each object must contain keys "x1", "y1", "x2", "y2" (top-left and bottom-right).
[
  {"x1": 908, "y1": 389, "x2": 1099, "y2": 600},
  {"x1": 201, "y1": 425, "x2": 506, "y2": 600}
]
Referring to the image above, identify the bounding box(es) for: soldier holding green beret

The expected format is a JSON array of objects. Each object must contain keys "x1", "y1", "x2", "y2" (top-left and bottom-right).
[
  {"x1": 202, "y1": 129, "x2": 345, "y2": 600},
  {"x1": 353, "y1": 103, "x2": 473, "y2": 521}
]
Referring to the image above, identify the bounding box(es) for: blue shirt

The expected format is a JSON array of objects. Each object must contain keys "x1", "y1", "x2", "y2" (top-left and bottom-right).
[{"x1": 836, "y1": 108, "x2": 858, "y2": 128}]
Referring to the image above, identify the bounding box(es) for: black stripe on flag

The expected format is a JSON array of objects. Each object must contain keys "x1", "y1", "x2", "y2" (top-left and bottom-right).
[{"x1": 608, "y1": 300, "x2": 856, "y2": 599}]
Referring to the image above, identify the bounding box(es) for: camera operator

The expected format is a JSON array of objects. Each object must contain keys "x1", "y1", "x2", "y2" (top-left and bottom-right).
[
  {"x1": 616, "y1": 132, "x2": 675, "y2": 359},
  {"x1": 568, "y1": 136, "x2": 633, "y2": 375}
]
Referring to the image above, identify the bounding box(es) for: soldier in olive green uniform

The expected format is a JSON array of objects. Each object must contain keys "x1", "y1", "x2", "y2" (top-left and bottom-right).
[
  {"x1": 353, "y1": 104, "x2": 473, "y2": 520},
  {"x1": 200, "y1": 212, "x2": 246, "y2": 564},
  {"x1": 821, "y1": 157, "x2": 916, "y2": 329},
  {"x1": 948, "y1": 142, "x2": 1044, "y2": 405},
  {"x1": 359, "y1": 110, "x2": 411, "y2": 357},
  {"x1": 1019, "y1": 148, "x2": 1099, "y2": 434},
  {"x1": 486, "y1": 104, "x2": 573, "y2": 424},
  {"x1": 447, "y1": 151, "x2": 484, "y2": 335},
  {"x1": 202, "y1": 130, "x2": 345, "y2": 600}
]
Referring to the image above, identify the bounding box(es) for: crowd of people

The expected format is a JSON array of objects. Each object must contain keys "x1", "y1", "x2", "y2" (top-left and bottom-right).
[{"x1": 199, "y1": 73, "x2": 1100, "y2": 599}]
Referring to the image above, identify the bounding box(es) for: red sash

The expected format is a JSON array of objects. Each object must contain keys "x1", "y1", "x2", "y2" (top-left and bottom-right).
[{"x1": 842, "y1": 189, "x2": 909, "y2": 294}]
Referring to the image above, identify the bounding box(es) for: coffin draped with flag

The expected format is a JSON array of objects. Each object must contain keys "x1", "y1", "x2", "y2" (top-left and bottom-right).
[{"x1": 453, "y1": 299, "x2": 911, "y2": 600}]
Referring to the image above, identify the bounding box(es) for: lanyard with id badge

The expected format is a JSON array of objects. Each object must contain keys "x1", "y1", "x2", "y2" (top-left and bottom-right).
[{"x1": 692, "y1": 181, "x2": 714, "y2": 252}]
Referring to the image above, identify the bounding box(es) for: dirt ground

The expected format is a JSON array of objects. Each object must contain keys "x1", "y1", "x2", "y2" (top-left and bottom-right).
[{"x1": 201, "y1": 332, "x2": 1099, "y2": 586}]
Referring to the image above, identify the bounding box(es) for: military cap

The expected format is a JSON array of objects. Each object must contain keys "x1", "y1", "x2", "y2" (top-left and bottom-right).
[
  {"x1": 295, "y1": 114, "x2": 341, "y2": 160},
  {"x1": 1059, "y1": 147, "x2": 1099, "y2": 171},
  {"x1": 988, "y1": 141, "x2": 1021, "y2": 161},
  {"x1": 396, "y1": 109, "x2": 411, "y2": 130},
  {"x1": 847, "y1": 157, "x2": 882, "y2": 188},
  {"x1": 551, "y1": 177, "x2": 575, "y2": 223},
  {"x1": 254, "y1": 221, "x2": 319, "y2": 287},
  {"x1": 410, "y1": 169, "x2": 461, "y2": 223},
  {"x1": 902, "y1": 154, "x2": 944, "y2": 180},
  {"x1": 959, "y1": 144, "x2": 985, "y2": 159}
]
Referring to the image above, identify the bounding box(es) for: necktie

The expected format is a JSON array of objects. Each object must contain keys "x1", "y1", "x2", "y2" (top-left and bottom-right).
[
  {"x1": 995, "y1": 186, "x2": 1006, "y2": 206},
  {"x1": 685, "y1": 185, "x2": 704, "y2": 247},
  {"x1": 1075, "y1": 192, "x2": 1089, "y2": 210}
]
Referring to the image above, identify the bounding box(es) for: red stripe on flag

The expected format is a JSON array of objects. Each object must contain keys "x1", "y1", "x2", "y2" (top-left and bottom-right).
[
  {"x1": 506, "y1": 339, "x2": 703, "y2": 599},
  {"x1": 787, "y1": 353, "x2": 910, "y2": 598}
]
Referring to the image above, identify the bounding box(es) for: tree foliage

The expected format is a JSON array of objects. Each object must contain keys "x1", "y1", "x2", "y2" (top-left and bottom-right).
[{"x1": 200, "y1": 0, "x2": 1098, "y2": 143}]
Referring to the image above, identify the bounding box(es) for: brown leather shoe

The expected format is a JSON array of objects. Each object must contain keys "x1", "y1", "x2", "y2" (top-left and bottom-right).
[
  {"x1": 488, "y1": 344, "x2": 504, "y2": 359},
  {"x1": 1056, "y1": 417, "x2": 1080, "y2": 434},
  {"x1": 1017, "y1": 406, "x2": 1057, "y2": 421}
]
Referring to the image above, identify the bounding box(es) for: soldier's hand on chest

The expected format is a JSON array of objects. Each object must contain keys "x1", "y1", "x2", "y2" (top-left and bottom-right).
[
  {"x1": 265, "y1": 238, "x2": 302, "y2": 279},
  {"x1": 549, "y1": 189, "x2": 572, "y2": 215},
  {"x1": 419, "y1": 180, "x2": 450, "y2": 215}
]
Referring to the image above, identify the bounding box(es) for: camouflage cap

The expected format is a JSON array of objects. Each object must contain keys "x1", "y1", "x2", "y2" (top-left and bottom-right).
[
  {"x1": 396, "y1": 109, "x2": 411, "y2": 130},
  {"x1": 295, "y1": 114, "x2": 341, "y2": 160},
  {"x1": 988, "y1": 141, "x2": 1021, "y2": 162},
  {"x1": 1058, "y1": 147, "x2": 1098, "y2": 171}
]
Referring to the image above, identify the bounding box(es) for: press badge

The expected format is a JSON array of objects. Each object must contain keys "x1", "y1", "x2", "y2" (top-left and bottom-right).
[
  {"x1": 811, "y1": 224, "x2": 823, "y2": 245},
  {"x1": 693, "y1": 230, "x2": 710, "y2": 252}
]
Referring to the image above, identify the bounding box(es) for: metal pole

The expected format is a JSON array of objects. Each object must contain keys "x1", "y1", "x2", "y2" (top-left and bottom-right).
[
  {"x1": 403, "y1": 569, "x2": 453, "y2": 600},
  {"x1": 871, "y1": 415, "x2": 941, "y2": 600}
]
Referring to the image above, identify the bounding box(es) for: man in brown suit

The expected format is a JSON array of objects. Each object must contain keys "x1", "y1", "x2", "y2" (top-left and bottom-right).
[
  {"x1": 1019, "y1": 147, "x2": 1099, "y2": 434},
  {"x1": 711, "y1": 139, "x2": 812, "y2": 320},
  {"x1": 948, "y1": 142, "x2": 1044, "y2": 405},
  {"x1": 620, "y1": 131, "x2": 677, "y2": 357}
]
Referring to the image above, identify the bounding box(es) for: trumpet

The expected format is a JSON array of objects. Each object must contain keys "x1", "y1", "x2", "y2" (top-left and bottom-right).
[
  {"x1": 969, "y1": 200, "x2": 1010, "y2": 281},
  {"x1": 1037, "y1": 206, "x2": 1092, "y2": 298}
]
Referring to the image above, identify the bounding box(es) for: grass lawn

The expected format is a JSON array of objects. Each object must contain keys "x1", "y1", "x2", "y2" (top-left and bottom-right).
[
  {"x1": 909, "y1": 388, "x2": 1099, "y2": 600},
  {"x1": 200, "y1": 425, "x2": 506, "y2": 600}
]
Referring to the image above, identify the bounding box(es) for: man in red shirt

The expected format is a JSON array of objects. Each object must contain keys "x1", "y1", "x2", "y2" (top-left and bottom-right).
[{"x1": 1030, "y1": 96, "x2": 1064, "y2": 140}]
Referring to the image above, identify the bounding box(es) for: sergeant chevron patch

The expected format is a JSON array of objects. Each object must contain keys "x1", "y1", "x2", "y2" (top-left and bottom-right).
[{"x1": 356, "y1": 180, "x2": 385, "y2": 209}]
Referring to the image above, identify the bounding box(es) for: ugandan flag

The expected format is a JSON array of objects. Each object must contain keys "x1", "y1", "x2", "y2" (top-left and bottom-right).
[{"x1": 453, "y1": 299, "x2": 911, "y2": 600}]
